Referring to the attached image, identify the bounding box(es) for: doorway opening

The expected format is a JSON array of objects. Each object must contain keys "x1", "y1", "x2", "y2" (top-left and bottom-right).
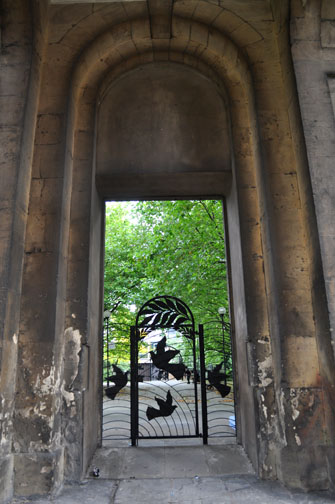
[{"x1": 102, "y1": 200, "x2": 235, "y2": 446}]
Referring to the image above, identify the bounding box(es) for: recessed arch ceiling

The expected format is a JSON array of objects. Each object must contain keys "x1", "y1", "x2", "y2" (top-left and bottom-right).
[
  {"x1": 62, "y1": 12, "x2": 263, "y2": 202},
  {"x1": 96, "y1": 62, "x2": 232, "y2": 178},
  {"x1": 45, "y1": 0, "x2": 291, "y2": 204}
]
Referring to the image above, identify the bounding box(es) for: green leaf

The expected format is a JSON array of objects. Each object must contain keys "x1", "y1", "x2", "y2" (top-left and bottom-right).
[
  {"x1": 175, "y1": 300, "x2": 189, "y2": 318},
  {"x1": 174, "y1": 315, "x2": 189, "y2": 328},
  {"x1": 165, "y1": 297, "x2": 176, "y2": 310},
  {"x1": 152, "y1": 299, "x2": 170, "y2": 310},
  {"x1": 139, "y1": 314, "x2": 154, "y2": 327},
  {"x1": 160, "y1": 312, "x2": 171, "y2": 326}
]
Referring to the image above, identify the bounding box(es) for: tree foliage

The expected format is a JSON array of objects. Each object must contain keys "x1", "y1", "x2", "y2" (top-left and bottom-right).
[{"x1": 104, "y1": 200, "x2": 231, "y2": 369}]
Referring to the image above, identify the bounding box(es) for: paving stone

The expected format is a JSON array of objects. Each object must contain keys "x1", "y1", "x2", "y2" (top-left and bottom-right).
[
  {"x1": 171, "y1": 476, "x2": 229, "y2": 501},
  {"x1": 121, "y1": 446, "x2": 166, "y2": 479},
  {"x1": 164, "y1": 446, "x2": 210, "y2": 478},
  {"x1": 205, "y1": 445, "x2": 254, "y2": 476},
  {"x1": 88, "y1": 447, "x2": 125, "y2": 479},
  {"x1": 113, "y1": 477, "x2": 173, "y2": 503}
]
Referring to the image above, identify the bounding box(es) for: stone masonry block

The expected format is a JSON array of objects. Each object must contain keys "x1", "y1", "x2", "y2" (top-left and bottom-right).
[
  {"x1": 0, "y1": 161, "x2": 18, "y2": 205},
  {"x1": 173, "y1": 1, "x2": 198, "y2": 19},
  {"x1": 32, "y1": 144, "x2": 63, "y2": 179},
  {"x1": 19, "y1": 258, "x2": 58, "y2": 336},
  {"x1": 0, "y1": 127, "x2": 21, "y2": 163},
  {"x1": 219, "y1": 0, "x2": 274, "y2": 21},
  {"x1": 289, "y1": 387, "x2": 329, "y2": 445},
  {"x1": 115, "y1": 39, "x2": 138, "y2": 61},
  {"x1": 0, "y1": 63, "x2": 30, "y2": 97},
  {"x1": 122, "y1": 0, "x2": 149, "y2": 20},
  {"x1": 14, "y1": 451, "x2": 63, "y2": 497},
  {"x1": 284, "y1": 336, "x2": 320, "y2": 387},
  {"x1": 131, "y1": 18, "x2": 151, "y2": 41},
  {"x1": 152, "y1": 39, "x2": 169, "y2": 55},
  {"x1": 169, "y1": 37, "x2": 189, "y2": 55},
  {"x1": 269, "y1": 172, "x2": 301, "y2": 210},
  {"x1": 0, "y1": 95, "x2": 25, "y2": 127},
  {"x1": 190, "y1": 22, "x2": 209, "y2": 46},
  {"x1": 230, "y1": 22, "x2": 263, "y2": 47},
  {"x1": 279, "y1": 444, "x2": 330, "y2": 491},
  {"x1": 171, "y1": 16, "x2": 191, "y2": 40},
  {"x1": 193, "y1": 2, "x2": 222, "y2": 26},
  {"x1": 280, "y1": 304, "x2": 315, "y2": 339},
  {"x1": 321, "y1": 1, "x2": 335, "y2": 20},
  {"x1": 213, "y1": 9, "x2": 243, "y2": 34},
  {"x1": 13, "y1": 412, "x2": 53, "y2": 452},
  {"x1": 0, "y1": 455, "x2": 13, "y2": 503},
  {"x1": 208, "y1": 28, "x2": 229, "y2": 56},
  {"x1": 321, "y1": 20, "x2": 335, "y2": 48},
  {"x1": 92, "y1": 3, "x2": 128, "y2": 29},
  {"x1": 232, "y1": 126, "x2": 253, "y2": 157},
  {"x1": 262, "y1": 138, "x2": 296, "y2": 174},
  {"x1": 35, "y1": 114, "x2": 63, "y2": 145},
  {"x1": 245, "y1": 294, "x2": 270, "y2": 341},
  {"x1": 29, "y1": 177, "x2": 63, "y2": 215},
  {"x1": 73, "y1": 130, "x2": 94, "y2": 162},
  {"x1": 148, "y1": 0, "x2": 173, "y2": 39},
  {"x1": 168, "y1": 50, "x2": 185, "y2": 64}
]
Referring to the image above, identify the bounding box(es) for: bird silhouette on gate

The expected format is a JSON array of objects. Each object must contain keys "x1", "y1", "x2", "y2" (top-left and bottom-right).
[
  {"x1": 105, "y1": 364, "x2": 129, "y2": 400},
  {"x1": 207, "y1": 362, "x2": 230, "y2": 398},
  {"x1": 150, "y1": 336, "x2": 186, "y2": 380},
  {"x1": 146, "y1": 390, "x2": 177, "y2": 421}
]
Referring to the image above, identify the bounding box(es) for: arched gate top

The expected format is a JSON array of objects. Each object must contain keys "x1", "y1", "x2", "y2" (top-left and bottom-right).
[{"x1": 135, "y1": 295, "x2": 195, "y2": 339}]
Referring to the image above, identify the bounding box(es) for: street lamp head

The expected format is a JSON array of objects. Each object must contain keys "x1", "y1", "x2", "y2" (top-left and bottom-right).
[
  {"x1": 103, "y1": 310, "x2": 111, "y2": 319},
  {"x1": 218, "y1": 306, "x2": 226, "y2": 316}
]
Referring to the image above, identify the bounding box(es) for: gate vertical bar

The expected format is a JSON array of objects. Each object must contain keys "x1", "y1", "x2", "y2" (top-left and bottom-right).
[
  {"x1": 198, "y1": 324, "x2": 208, "y2": 444},
  {"x1": 130, "y1": 325, "x2": 138, "y2": 446},
  {"x1": 192, "y1": 328, "x2": 199, "y2": 436}
]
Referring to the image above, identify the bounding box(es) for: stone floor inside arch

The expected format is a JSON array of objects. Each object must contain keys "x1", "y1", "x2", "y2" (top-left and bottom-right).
[{"x1": 11, "y1": 442, "x2": 335, "y2": 503}]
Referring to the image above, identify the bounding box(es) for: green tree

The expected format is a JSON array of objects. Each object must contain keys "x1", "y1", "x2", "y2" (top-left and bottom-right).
[{"x1": 103, "y1": 200, "x2": 231, "y2": 370}]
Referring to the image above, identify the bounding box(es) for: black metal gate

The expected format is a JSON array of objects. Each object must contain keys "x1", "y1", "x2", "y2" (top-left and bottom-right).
[
  {"x1": 102, "y1": 295, "x2": 235, "y2": 444},
  {"x1": 130, "y1": 295, "x2": 206, "y2": 445}
]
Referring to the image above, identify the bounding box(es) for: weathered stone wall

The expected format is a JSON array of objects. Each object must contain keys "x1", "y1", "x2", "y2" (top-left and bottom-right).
[
  {"x1": 291, "y1": 0, "x2": 335, "y2": 489},
  {"x1": 0, "y1": 1, "x2": 49, "y2": 500},
  {"x1": 1, "y1": 0, "x2": 335, "y2": 500}
]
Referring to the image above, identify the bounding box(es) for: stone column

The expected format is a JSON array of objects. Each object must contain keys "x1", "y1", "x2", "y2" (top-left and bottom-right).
[
  {"x1": 290, "y1": 0, "x2": 335, "y2": 489},
  {"x1": 0, "y1": 1, "x2": 42, "y2": 501}
]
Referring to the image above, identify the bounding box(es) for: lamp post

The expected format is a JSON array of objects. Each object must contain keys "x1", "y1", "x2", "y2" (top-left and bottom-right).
[
  {"x1": 218, "y1": 306, "x2": 227, "y2": 380},
  {"x1": 103, "y1": 310, "x2": 111, "y2": 385}
]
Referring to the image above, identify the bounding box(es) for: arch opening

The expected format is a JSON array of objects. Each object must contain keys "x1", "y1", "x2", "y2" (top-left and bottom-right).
[
  {"x1": 101, "y1": 199, "x2": 236, "y2": 447},
  {"x1": 65, "y1": 38, "x2": 264, "y2": 480}
]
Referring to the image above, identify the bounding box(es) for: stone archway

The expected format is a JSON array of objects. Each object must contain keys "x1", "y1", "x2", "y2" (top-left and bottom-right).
[
  {"x1": 7, "y1": 1, "x2": 335, "y2": 499},
  {"x1": 63, "y1": 20, "x2": 268, "y2": 484}
]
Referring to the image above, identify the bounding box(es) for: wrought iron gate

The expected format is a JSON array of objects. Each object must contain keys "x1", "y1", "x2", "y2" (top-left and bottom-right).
[
  {"x1": 102, "y1": 295, "x2": 235, "y2": 444},
  {"x1": 130, "y1": 295, "x2": 206, "y2": 445}
]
